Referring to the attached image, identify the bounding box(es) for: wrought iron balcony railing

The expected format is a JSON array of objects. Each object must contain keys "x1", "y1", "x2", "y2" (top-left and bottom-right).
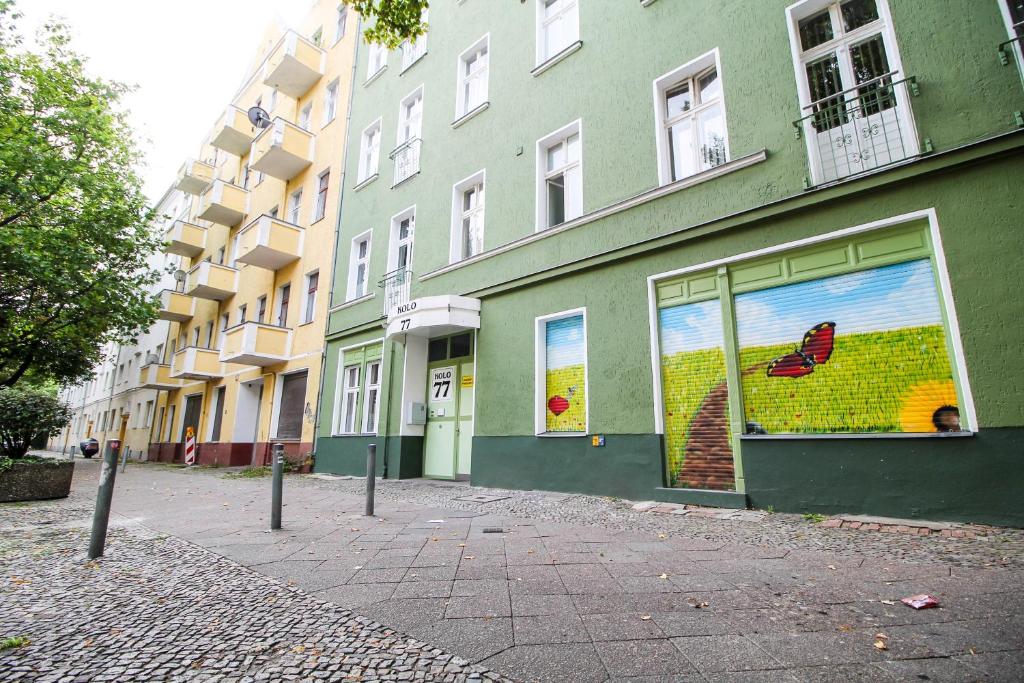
[
  {"x1": 378, "y1": 268, "x2": 412, "y2": 318},
  {"x1": 389, "y1": 138, "x2": 421, "y2": 187},
  {"x1": 793, "y1": 74, "x2": 924, "y2": 187}
]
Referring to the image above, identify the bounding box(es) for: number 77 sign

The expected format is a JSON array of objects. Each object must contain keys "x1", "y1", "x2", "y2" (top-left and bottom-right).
[{"x1": 430, "y1": 366, "x2": 455, "y2": 402}]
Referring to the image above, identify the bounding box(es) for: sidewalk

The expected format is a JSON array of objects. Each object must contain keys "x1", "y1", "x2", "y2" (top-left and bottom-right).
[{"x1": 5, "y1": 458, "x2": 1024, "y2": 681}]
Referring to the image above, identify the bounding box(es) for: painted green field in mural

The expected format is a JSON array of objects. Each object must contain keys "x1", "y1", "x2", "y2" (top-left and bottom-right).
[
  {"x1": 740, "y1": 325, "x2": 955, "y2": 433},
  {"x1": 545, "y1": 364, "x2": 586, "y2": 432},
  {"x1": 660, "y1": 348, "x2": 729, "y2": 484}
]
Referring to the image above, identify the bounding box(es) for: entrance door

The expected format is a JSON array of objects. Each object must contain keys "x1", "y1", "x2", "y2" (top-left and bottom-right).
[
  {"x1": 422, "y1": 333, "x2": 474, "y2": 480},
  {"x1": 180, "y1": 394, "x2": 203, "y2": 456}
]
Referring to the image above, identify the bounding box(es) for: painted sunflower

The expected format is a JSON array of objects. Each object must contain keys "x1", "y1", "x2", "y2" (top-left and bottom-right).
[{"x1": 899, "y1": 380, "x2": 960, "y2": 432}]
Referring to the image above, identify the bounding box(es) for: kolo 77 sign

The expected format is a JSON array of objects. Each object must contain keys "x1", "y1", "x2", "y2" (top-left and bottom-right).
[{"x1": 430, "y1": 366, "x2": 455, "y2": 402}]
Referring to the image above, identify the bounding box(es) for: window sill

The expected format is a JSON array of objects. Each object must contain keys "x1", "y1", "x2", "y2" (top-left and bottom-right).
[
  {"x1": 451, "y1": 101, "x2": 489, "y2": 129},
  {"x1": 740, "y1": 431, "x2": 975, "y2": 440},
  {"x1": 310, "y1": 216, "x2": 326, "y2": 226},
  {"x1": 400, "y1": 52, "x2": 427, "y2": 75},
  {"x1": 353, "y1": 174, "x2": 378, "y2": 192},
  {"x1": 640, "y1": 0, "x2": 658, "y2": 6},
  {"x1": 329, "y1": 292, "x2": 374, "y2": 313},
  {"x1": 298, "y1": 320, "x2": 316, "y2": 327},
  {"x1": 364, "y1": 65, "x2": 387, "y2": 87},
  {"x1": 531, "y1": 40, "x2": 583, "y2": 77},
  {"x1": 271, "y1": 437, "x2": 301, "y2": 443},
  {"x1": 321, "y1": 117, "x2": 337, "y2": 132},
  {"x1": 536, "y1": 431, "x2": 589, "y2": 438}
]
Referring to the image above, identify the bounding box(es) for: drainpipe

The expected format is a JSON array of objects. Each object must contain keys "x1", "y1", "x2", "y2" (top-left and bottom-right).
[{"x1": 311, "y1": 15, "x2": 363, "y2": 463}]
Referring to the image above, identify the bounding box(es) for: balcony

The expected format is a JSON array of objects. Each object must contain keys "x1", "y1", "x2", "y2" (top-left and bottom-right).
[
  {"x1": 390, "y1": 138, "x2": 421, "y2": 187},
  {"x1": 170, "y1": 346, "x2": 223, "y2": 381},
  {"x1": 197, "y1": 180, "x2": 249, "y2": 226},
  {"x1": 794, "y1": 74, "x2": 923, "y2": 186},
  {"x1": 262, "y1": 30, "x2": 325, "y2": 98},
  {"x1": 210, "y1": 105, "x2": 256, "y2": 156},
  {"x1": 156, "y1": 289, "x2": 196, "y2": 322},
  {"x1": 249, "y1": 118, "x2": 314, "y2": 181},
  {"x1": 186, "y1": 261, "x2": 238, "y2": 301},
  {"x1": 138, "y1": 363, "x2": 182, "y2": 390},
  {"x1": 163, "y1": 220, "x2": 207, "y2": 258},
  {"x1": 175, "y1": 159, "x2": 214, "y2": 195},
  {"x1": 234, "y1": 214, "x2": 303, "y2": 270},
  {"x1": 379, "y1": 268, "x2": 412, "y2": 318},
  {"x1": 219, "y1": 322, "x2": 292, "y2": 367}
]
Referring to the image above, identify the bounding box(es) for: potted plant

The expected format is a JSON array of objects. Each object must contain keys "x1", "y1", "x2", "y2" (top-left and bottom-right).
[{"x1": 0, "y1": 385, "x2": 73, "y2": 502}]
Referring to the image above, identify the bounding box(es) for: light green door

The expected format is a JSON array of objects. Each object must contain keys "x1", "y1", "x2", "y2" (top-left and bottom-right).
[{"x1": 422, "y1": 333, "x2": 475, "y2": 480}]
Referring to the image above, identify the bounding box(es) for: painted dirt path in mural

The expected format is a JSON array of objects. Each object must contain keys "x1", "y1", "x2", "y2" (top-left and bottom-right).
[{"x1": 8, "y1": 457, "x2": 1022, "y2": 682}]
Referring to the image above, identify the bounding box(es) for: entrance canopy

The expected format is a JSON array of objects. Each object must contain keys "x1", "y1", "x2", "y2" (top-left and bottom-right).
[{"x1": 384, "y1": 295, "x2": 480, "y2": 339}]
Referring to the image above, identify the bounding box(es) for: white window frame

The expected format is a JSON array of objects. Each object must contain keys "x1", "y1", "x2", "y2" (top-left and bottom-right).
[
  {"x1": 396, "y1": 86, "x2": 424, "y2": 146},
  {"x1": 288, "y1": 188, "x2": 303, "y2": 224},
  {"x1": 535, "y1": 119, "x2": 583, "y2": 232},
  {"x1": 366, "y1": 41, "x2": 388, "y2": 82},
  {"x1": 387, "y1": 205, "x2": 416, "y2": 274},
  {"x1": 299, "y1": 103, "x2": 313, "y2": 131},
  {"x1": 450, "y1": 169, "x2": 486, "y2": 264},
  {"x1": 337, "y1": 363, "x2": 361, "y2": 435},
  {"x1": 534, "y1": 307, "x2": 589, "y2": 436},
  {"x1": 999, "y1": 0, "x2": 1024, "y2": 86},
  {"x1": 302, "y1": 270, "x2": 319, "y2": 324},
  {"x1": 361, "y1": 360, "x2": 382, "y2": 434},
  {"x1": 400, "y1": 9, "x2": 429, "y2": 71},
  {"x1": 323, "y1": 79, "x2": 340, "y2": 126},
  {"x1": 357, "y1": 118, "x2": 382, "y2": 183},
  {"x1": 276, "y1": 283, "x2": 291, "y2": 327},
  {"x1": 652, "y1": 48, "x2": 731, "y2": 186},
  {"x1": 334, "y1": 5, "x2": 348, "y2": 43},
  {"x1": 535, "y1": 0, "x2": 580, "y2": 66},
  {"x1": 455, "y1": 34, "x2": 489, "y2": 118},
  {"x1": 785, "y1": 0, "x2": 916, "y2": 185},
  {"x1": 347, "y1": 230, "x2": 373, "y2": 300},
  {"x1": 314, "y1": 169, "x2": 330, "y2": 222}
]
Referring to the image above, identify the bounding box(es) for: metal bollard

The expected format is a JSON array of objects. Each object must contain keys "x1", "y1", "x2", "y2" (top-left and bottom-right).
[
  {"x1": 119, "y1": 446, "x2": 129, "y2": 473},
  {"x1": 270, "y1": 443, "x2": 284, "y2": 530},
  {"x1": 365, "y1": 443, "x2": 376, "y2": 517},
  {"x1": 87, "y1": 440, "x2": 121, "y2": 559}
]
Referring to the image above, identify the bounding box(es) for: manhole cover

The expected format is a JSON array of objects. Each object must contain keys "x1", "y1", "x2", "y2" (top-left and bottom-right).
[{"x1": 454, "y1": 494, "x2": 510, "y2": 504}]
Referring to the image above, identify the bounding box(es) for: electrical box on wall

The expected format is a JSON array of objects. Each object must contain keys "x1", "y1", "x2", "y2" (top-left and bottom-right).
[{"x1": 408, "y1": 402, "x2": 426, "y2": 425}]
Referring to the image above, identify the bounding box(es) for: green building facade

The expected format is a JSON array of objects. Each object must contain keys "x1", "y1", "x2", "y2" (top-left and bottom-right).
[{"x1": 315, "y1": 0, "x2": 1024, "y2": 526}]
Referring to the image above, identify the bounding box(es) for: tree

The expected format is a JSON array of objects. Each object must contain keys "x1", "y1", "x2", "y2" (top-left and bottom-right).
[
  {"x1": 346, "y1": 0, "x2": 429, "y2": 49},
  {"x1": 0, "y1": 2, "x2": 163, "y2": 388},
  {"x1": 0, "y1": 384, "x2": 70, "y2": 458}
]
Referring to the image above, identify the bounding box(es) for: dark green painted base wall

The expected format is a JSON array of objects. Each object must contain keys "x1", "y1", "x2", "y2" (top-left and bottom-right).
[
  {"x1": 314, "y1": 435, "x2": 424, "y2": 479},
  {"x1": 471, "y1": 434, "x2": 664, "y2": 500},
  {"x1": 742, "y1": 428, "x2": 1024, "y2": 527}
]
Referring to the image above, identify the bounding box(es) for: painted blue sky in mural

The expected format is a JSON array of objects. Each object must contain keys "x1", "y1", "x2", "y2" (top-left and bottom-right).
[
  {"x1": 659, "y1": 259, "x2": 944, "y2": 354},
  {"x1": 546, "y1": 314, "x2": 585, "y2": 369}
]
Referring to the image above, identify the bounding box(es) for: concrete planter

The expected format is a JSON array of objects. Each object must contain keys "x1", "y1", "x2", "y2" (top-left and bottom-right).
[{"x1": 0, "y1": 459, "x2": 74, "y2": 503}]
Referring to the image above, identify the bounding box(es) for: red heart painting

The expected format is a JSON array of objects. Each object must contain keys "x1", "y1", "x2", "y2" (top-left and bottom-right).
[{"x1": 548, "y1": 395, "x2": 569, "y2": 416}]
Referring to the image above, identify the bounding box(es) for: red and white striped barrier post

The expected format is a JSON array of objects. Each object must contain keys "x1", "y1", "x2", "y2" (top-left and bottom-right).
[{"x1": 184, "y1": 426, "x2": 196, "y2": 466}]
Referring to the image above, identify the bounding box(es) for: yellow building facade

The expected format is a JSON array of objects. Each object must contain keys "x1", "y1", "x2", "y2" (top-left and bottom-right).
[{"x1": 145, "y1": 0, "x2": 357, "y2": 466}]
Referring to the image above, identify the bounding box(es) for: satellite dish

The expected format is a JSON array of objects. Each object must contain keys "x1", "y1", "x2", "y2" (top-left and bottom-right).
[
  {"x1": 248, "y1": 106, "x2": 272, "y2": 129},
  {"x1": 173, "y1": 269, "x2": 187, "y2": 283}
]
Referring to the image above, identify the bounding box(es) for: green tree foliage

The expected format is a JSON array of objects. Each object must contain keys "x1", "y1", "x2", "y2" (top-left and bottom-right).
[
  {"x1": 346, "y1": 0, "x2": 429, "y2": 49},
  {"x1": 0, "y1": 1, "x2": 162, "y2": 387},
  {"x1": 0, "y1": 384, "x2": 70, "y2": 458}
]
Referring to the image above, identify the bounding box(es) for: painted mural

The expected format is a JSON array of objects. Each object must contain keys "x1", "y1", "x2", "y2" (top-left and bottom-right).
[
  {"x1": 545, "y1": 314, "x2": 586, "y2": 433},
  {"x1": 658, "y1": 299, "x2": 734, "y2": 490},
  {"x1": 736, "y1": 259, "x2": 960, "y2": 434}
]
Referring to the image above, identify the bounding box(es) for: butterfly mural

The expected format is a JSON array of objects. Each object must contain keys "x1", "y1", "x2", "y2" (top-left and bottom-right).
[
  {"x1": 766, "y1": 322, "x2": 836, "y2": 378},
  {"x1": 548, "y1": 385, "x2": 577, "y2": 416}
]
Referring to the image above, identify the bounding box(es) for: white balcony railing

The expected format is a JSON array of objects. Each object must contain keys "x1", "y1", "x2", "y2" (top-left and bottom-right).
[{"x1": 390, "y1": 138, "x2": 421, "y2": 187}]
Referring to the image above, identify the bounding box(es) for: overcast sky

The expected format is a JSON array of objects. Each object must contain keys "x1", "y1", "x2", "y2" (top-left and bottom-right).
[{"x1": 17, "y1": 0, "x2": 313, "y2": 204}]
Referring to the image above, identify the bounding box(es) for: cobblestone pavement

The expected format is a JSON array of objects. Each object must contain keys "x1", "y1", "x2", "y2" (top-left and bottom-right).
[
  {"x1": 0, "y1": 486, "x2": 512, "y2": 682},
  {"x1": 3, "y1": 457, "x2": 1024, "y2": 682}
]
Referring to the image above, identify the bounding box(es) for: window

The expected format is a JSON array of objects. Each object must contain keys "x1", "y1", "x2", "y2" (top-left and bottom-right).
[
  {"x1": 339, "y1": 365, "x2": 360, "y2": 434},
  {"x1": 257, "y1": 295, "x2": 267, "y2": 323},
  {"x1": 217, "y1": 245, "x2": 226, "y2": 265},
  {"x1": 357, "y1": 119, "x2": 382, "y2": 183},
  {"x1": 314, "y1": 170, "x2": 329, "y2": 221},
  {"x1": 389, "y1": 207, "x2": 415, "y2": 273},
  {"x1": 366, "y1": 41, "x2": 387, "y2": 81},
  {"x1": 654, "y1": 50, "x2": 730, "y2": 185},
  {"x1": 192, "y1": 326, "x2": 201, "y2": 347},
  {"x1": 299, "y1": 103, "x2": 312, "y2": 131},
  {"x1": 312, "y1": 26, "x2": 323, "y2": 47},
  {"x1": 267, "y1": 88, "x2": 277, "y2": 114},
  {"x1": 362, "y1": 361, "x2": 382, "y2": 433},
  {"x1": 537, "y1": 0, "x2": 579, "y2": 64},
  {"x1": 537, "y1": 121, "x2": 582, "y2": 230},
  {"x1": 323, "y1": 80, "x2": 339, "y2": 125},
  {"x1": 788, "y1": 0, "x2": 915, "y2": 183},
  {"x1": 239, "y1": 304, "x2": 247, "y2": 324},
  {"x1": 277, "y1": 284, "x2": 291, "y2": 327},
  {"x1": 144, "y1": 400, "x2": 154, "y2": 428},
  {"x1": 535, "y1": 309, "x2": 588, "y2": 435},
  {"x1": 393, "y1": 88, "x2": 423, "y2": 185},
  {"x1": 348, "y1": 232, "x2": 372, "y2": 300},
  {"x1": 303, "y1": 271, "x2": 319, "y2": 323},
  {"x1": 400, "y1": 10, "x2": 428, "y2": 71},
  {"x1": 288, "y1": 188, "x2": 303, "y2": 224},
  {"x1": 275, "y1": 371, "x2": 308, "y2": 440},
  {"x1": 204, "y1": 321, "x2": 214, "y2": 348},
  {"x1": 220, "y1": 313, "x2": 230, "y2": 345},
  {"x1": 457, "y1": 36, "x2": 489, "y2": 118},
  {"x1": 335, "y1": 6, "x2": 348, "y2": 42},
  {"x1": 451, "y1": 170, "x2": 485, "y2": 262},
  {"x1": 210, "y1": 386, "x2": 226, "y2": 441}
]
